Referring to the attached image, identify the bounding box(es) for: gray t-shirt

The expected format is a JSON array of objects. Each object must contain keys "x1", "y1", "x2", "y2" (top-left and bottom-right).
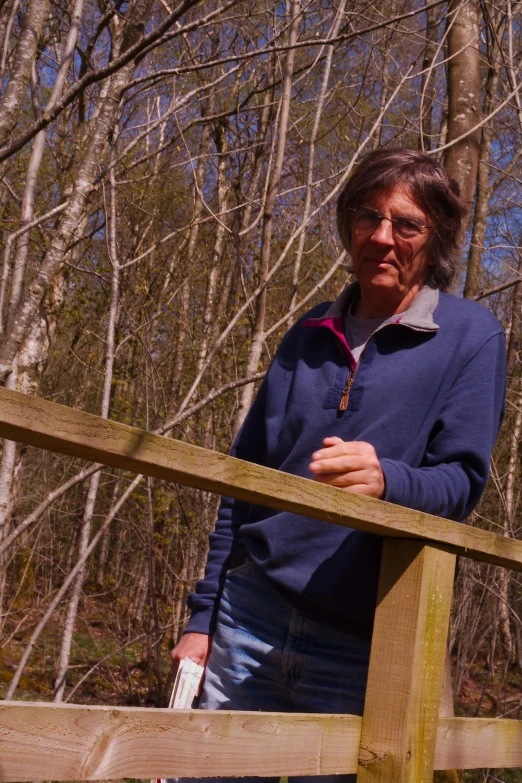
[{"x1": 345, "y1": 301, "x2": 411, "y2": 363}]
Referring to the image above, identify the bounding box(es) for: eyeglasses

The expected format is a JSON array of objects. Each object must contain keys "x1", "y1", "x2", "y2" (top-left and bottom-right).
[{"x1": 348, "y1": 206, "x2": 431, "y2": 240}]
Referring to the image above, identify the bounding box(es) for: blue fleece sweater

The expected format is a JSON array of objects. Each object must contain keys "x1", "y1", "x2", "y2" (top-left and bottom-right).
[{"x1": 186, "y1": 283, "x2": 506, "y2": 638}]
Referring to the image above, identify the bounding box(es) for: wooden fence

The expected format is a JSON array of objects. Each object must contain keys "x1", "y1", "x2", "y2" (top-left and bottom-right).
[{"x1": 0, "y1": 386, "x2": 520, "y2": 782}]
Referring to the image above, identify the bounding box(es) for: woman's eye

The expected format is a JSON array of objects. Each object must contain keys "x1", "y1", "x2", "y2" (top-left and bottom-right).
[
  {"x1": 358, "y1": 211, "x2": 380, "y2": 225},
  {"x1": 395, "y1": 218, "x2": 421, "y2": 234}
]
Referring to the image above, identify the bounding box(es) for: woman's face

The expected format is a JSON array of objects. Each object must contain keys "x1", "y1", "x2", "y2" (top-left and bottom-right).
[{"x1": 349, "y1": 185, "x2": 433, "y2": 313}]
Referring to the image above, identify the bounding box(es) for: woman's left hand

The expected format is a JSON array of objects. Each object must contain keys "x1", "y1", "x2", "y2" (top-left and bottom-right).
[{"x1": 309, "y1": 437, "x2": 385, "y2": 498}]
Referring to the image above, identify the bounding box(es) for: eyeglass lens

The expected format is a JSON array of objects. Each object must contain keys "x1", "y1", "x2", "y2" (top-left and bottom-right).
[{"x1": 352, "y1": 208, "x2": 427, "y2": 239}]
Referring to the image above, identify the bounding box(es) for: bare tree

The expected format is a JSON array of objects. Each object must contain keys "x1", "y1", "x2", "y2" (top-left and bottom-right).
[{"x1": 444, "y1": 0, "x2": 481, "y2": 236}]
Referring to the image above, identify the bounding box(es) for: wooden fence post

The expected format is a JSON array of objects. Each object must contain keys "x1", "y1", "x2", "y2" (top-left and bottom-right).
[{"x1": 358, "y1": 539, "x2": 456, "y2": 783}]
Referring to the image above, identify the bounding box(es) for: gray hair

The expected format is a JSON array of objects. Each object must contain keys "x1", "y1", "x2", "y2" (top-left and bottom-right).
[{"x1": 336, "y1": 148, "x2": 467, "y2": 291}]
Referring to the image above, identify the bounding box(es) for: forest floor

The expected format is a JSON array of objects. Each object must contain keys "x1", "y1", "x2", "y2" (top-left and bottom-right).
[
  {"x1": 457, "y1": 664, "x2": 522, "y2": 721},
  {"x1": 0, "y1": 606, "x2": 170, "y2": 707},
  {"x1": 2, "y1": 596, "x2": 522, "y2": 715}
]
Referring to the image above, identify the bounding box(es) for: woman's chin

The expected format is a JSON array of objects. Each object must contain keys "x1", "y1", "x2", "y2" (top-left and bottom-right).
[{"x1": 360, "y1": 271, "x2": 400, "y2": 293}]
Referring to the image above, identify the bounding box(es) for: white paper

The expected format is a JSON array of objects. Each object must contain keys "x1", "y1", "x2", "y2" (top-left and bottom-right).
[{"x1": 152, "y1": 657, "x2": 205, "y2": 783}]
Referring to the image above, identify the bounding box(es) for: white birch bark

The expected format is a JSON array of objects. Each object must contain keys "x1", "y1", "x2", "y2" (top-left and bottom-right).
[
  {"x1": 196, "y1": 119, "x2": 230, "y2": 372},
  {"x1": 232, "y1": 0, "x2": 300, "y2": 437},
  {"x1": 0, "y1": 0, "x2": 154, "y2": 382},
  {"x1": 168, "y1": 110, "x2": 213, "y2": 407},
  {"x1": 288, "y1": 0, "x2": 347, "y2": 320},
  {"x1": 96, "y1": 477, "x2": 120, "y2": 585},
  {"x1": 0, "y1": 0, "x2": 85, "y2": 621},
  {"x1": 443, "y1": 0, "x2": 481, "y2": 233},
  {"x1": 463, "y1": 6, "x2": 501, "y2": 299},
  {"x1": 499, "y1": 389, "x2": 521, "y2": 662},
  {"x1": 53, "y1": 138, "x2": 121, "y2": 701},
  {"x1": 0, "y1": 0, "x2": 21, "y2": 79},
  {"x1": 0, "y1": 0, "x2": 50, "y2": 146}
]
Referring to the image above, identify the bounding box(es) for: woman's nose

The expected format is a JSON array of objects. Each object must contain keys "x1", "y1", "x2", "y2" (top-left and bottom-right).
[{"x1": 370, "y1": 216, "x2": 395, "y2": 245}]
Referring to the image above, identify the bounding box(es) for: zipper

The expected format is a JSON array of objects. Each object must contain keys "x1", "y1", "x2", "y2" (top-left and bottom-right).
[
  {"x1": 339, "y1": 363, "x2": 358, "y2": 411},
  {"x1": 338, "y1": 318, "x2": 387, "y2": 412},
  {"x1": 335, "y1": 313, "x2": 437, "y2": 412},
  {"x1": 338, "y1": 325, "x2": 377, "y2": 411}
]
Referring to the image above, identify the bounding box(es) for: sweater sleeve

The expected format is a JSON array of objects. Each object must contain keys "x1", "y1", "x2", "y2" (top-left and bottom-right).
[
  {"x1": 380, "y1": 331, "x2": 506, "y2": 521},
  {"x1": 184, "y1": 377, "x2": 269, "y2": 636}
]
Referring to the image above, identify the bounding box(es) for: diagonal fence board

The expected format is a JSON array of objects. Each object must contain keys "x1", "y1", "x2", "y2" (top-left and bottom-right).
[
  {"x1": 0, "y1": 386, "x2": 521, "y2": 571},
  {"x1": 0, "y1": 702, "x2": 361, "y2": 781},
  {"x1": 0, "y1": 703, "x2": 521, "y2": 781}
]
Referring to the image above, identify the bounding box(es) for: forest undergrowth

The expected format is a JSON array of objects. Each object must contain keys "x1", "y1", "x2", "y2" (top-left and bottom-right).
[{"x1": 1, "y1": 591, "x2": 521, "y2": 715}]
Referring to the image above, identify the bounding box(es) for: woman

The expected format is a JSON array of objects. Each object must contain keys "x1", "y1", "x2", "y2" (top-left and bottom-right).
[{"x1": 170, "y1": 148, "x2": 506, "y2": 783}]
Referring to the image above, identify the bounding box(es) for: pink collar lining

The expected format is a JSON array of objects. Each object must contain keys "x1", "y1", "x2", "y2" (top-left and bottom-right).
[{"x1": 301, "y1": 315, "x2": 356, "y2": 370}]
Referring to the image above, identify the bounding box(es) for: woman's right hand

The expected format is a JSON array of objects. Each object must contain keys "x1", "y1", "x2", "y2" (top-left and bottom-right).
[{"x1": 171, "y1": 632, "x2": 212, "y2": 679}]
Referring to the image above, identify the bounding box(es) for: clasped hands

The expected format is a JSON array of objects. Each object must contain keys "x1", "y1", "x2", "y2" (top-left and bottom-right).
[{"x1": 309, "y1": 436, "x2": 385, "y2": 498}]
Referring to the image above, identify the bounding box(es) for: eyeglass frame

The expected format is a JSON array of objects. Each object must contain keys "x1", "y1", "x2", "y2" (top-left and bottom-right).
[{"x1": 347, "y1": 206, "x2": 432, "y2": 240}]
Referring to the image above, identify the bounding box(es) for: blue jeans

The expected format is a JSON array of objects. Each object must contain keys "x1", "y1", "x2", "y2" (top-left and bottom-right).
[{"x1": 179, "y1": 559, "x2": 370, "y2": 782}]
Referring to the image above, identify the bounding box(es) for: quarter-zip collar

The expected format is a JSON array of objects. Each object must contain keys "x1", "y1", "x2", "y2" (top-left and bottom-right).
[
  {"x1": 302, "y1": 279, "x2": 440, "y2": 410},
  {"x1": 304, "y1": 277, "x2": 439, "y2": 329},
  {"x1": 302, "y1": 278, "x2": 439, "y2": 359}
]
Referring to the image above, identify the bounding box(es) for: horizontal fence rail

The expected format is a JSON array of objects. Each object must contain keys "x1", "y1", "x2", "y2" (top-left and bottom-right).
[
  {"x1": 0, "y1": 387, "x2": 521, "y2": 571},
  {"x1": 0, "y1": 702, "x2": 521, "y2": 781},
  {"x1": 1, "y1": 388, "x2": 521, "y2": 782}
]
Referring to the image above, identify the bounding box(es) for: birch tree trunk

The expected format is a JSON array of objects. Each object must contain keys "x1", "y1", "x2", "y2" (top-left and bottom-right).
[
  {"x1": 499, "y1": 382, "x2": 521, "y2": 663},
  {"x1": 95, "y1": 477, "x2": 120, "y2": 586},
  {"x1": 196, "y1": 118, "x2": 230, "y2": 373},
  {"x1": 506, "y1": 249, "x2": 522, "y2": 381},
  {"x1": 146, "y1": 476, "x2": 163, "y2": 701},
  {"x1": 232, "y1": 0, "x2": 300, "y2": 437},
  {"x1": 444, "y1": 0, "x2": 481, "y2": 235},
  {"x1": 0, "y1": 0, "x2": 84, "y2": 564},
  {"x1": 53, "y1": 129, "x2": 122, "y2": 701},
  {"x1": 0, "y1": 0, "x2": 154, "y2": 383},
  {"x1": 168, "y1": 107, "x2": 213, "y2": 408},
  {"x1": 418, "y1": 4, "x2": 441, "y2": 150},
  {"x1": 0, "y1": 0, "x2": 50, "y2": 147},
  {"x1": 289, "y1": 0, "x2": 346, "y2": 319},
  {"x1": 463, "y1": 10, "x2": 500, "y2": 299}
]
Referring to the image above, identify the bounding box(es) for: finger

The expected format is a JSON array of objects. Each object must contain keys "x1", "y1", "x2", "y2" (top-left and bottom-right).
[
  {"x1": 311, "y1": 445, "x2": 363, "y2": 462},
  {"x1": 313, "y1": 474, "x2": 382, "y2": 497},
  {"x1": 343, "y1": 484, "x2": 377, "y2": 495},
  {"x1": 322, "y1": 436, "x2": 344, "y2": 447},
  {"x1": 320, "y1": 438, "x2": 375, "y2": 455},
  {"x1": 312, "y1": 469, "x2": 370, "y2": 487},
  {"x1": 312, "y1": 440, "x2": 372, "y2": 461},
  {"x1": 309, "y1": 455, "x2": 367, "y2": 473}
]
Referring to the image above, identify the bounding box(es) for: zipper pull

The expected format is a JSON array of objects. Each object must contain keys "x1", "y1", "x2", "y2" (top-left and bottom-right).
[{"x1": 339, "y1": 376, "x2": 351, "y2": 411}]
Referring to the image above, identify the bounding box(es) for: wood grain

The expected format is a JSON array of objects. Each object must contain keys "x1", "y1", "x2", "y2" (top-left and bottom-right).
[
  {"x1": 0, "y1": 701, "x2": 360, "y2": 781},
  {"x1": 358, "y1": 540, "x2": 456, "y2": 783},
  {"x1": 0, "y1": 387, "x2": 521, "y2": 571},
  {"x1": 1, "y1": 702, "x2": 520, "y2": 781},
  {"x1": 434, "y1": 716, "x2": 522, "y2": 770}
]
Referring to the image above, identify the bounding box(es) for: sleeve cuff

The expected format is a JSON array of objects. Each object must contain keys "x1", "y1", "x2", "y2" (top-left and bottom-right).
[
  {"x1": 381, "y1": 458, "x2": 409, "y2": 508},
  {"x1": 184, "y1": 606, "x2": 214, "y2": 636}
]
